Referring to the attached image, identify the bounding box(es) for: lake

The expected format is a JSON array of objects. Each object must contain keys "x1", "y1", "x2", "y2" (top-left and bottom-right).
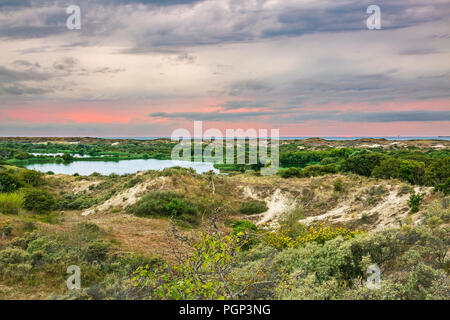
[{"x1": 25, "y1": 159, "x2": 219, "y2": 175}]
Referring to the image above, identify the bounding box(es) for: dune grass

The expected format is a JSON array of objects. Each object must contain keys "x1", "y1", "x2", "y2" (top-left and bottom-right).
[{"x1": 0, "y1": 192, "x2": 24, "y2": 215}]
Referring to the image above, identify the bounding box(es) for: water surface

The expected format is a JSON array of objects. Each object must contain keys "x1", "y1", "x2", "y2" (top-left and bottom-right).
[{"x1": 26, "y1": 159, "x2": 218, "y2": 175}]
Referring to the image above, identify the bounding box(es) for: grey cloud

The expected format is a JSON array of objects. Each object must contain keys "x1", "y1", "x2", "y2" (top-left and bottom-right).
[
  {"x1": 149, "y1": 110, "x2": 284, "y2": 122},
  {"x1": 252, "y1": 72, "x2": 450, "y2": 105},
  {"x1": 1, "y1": 0, "x2": 449, "y2": 46},
  {"x1": 53, "y1": 57, "x2": 79, "y2": 71},
  {"x1": 220, "y1": 100, "x2": 274, "y2": 110},
  {"x1": 0, "y1": 66, "x2": 50, "y2": 83},
  {"x1": 285, "y1": 110, "x2": 450, "y2": 123},
  {"x1": 399, "y1": 48, "x2": 441, "y2": 55},
  {"x1": 175, "y1": 53, "x2": 196, "y2": 64},
  {"x1": 230, "y1": 80, "x2": 273, "y2": 96},
  {"x1": 1, "y1": 84, "x2": 51, "y2": 96},
  {"x1": 0, "y1": 120, "x2": 172, "y2": 137},
  {"x1": 149, "y1": 109, "x2": 450, "y2": 123},
  {"x1": 13, "y1": 60, "x2": 40, "y2": 68}
]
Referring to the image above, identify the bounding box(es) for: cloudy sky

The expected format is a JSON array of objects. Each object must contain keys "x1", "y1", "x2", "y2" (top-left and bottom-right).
[{"x1": 0, "y1": 0, "x2": 449, "y2": 137}]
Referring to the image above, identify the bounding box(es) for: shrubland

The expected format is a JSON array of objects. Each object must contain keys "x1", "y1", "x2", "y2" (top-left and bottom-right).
[{"x1": 0, "y1": 138, "x2": 448, "y2": 300}]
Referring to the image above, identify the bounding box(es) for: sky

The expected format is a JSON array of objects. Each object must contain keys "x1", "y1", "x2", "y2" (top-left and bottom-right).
[{"x1": 0, "y1": 0, "x2": 449, "y2": 137}]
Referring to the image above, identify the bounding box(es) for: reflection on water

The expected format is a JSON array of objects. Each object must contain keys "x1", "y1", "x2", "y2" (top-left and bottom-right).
[{"x1": 25, "y1": 159, "x2": 218, "y2": 175}]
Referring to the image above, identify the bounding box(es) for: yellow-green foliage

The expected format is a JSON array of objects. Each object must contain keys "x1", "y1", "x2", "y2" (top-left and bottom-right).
[
  {"x1": 0, "y1": 192, "x2": 24, "y2": 214},
  {"x1": 133, "y1": 231, "x2": 267, "y2": 300},
  {"x1": 262, "y1": 224, "x2": 365, "y2": 250}
]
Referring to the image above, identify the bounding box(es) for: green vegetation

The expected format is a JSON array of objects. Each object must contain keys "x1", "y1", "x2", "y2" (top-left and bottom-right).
[
  {"x1": 0, "y1": 138, "x2": 448, "y2": 300},
  {"x1": 131, "y1": 196, "x2": 449, "y2": 300},
  {"x1": 0, "y1": 222, "x2": 161, "y2": 299},
  {"x1": 133, "y1": 230, "x2": 267, "y2": 299},
  {"x1": 0, "y1": 193, "x2": 24, "y2": 215},
  {"x1": 22, "y1": 188, "x2": 56, "y2": 214},
  {"x1": 128, "y1": 191, "x2": 200, "y2": 225},
  {"x1": 239, "y1": 200, "x2": 268, "y2": 215},
  {"x1": 408, "y1": 192, "x2": 425, "y2": 213},
  {"x1": 0, "y1": 171, "x2": 22, "y2": 193}
]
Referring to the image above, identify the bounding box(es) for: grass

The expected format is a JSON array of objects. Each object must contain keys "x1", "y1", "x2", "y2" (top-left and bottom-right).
[{"x1": 0, "y1": 192, "x2": 24, "y2": 215}]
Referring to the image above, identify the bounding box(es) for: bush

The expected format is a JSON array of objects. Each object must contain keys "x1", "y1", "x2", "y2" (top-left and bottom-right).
[
  {"x1": 1, "y1": 220, "x2": 13, "y2": 236},
  {"x1": 334, "y1": 179, "x2": 344, "y2": 192},
  {"x1": 56, "y1": 192, "x2": 96, "y2": 210},
  {"x1": 84, "y1": 240, "x2": 110, "y2": 263},
  {"x1": 232, "y1": 220, "x2": 258, "y2": 235},
  {"x1": 0, "y1": 171, "x2": 21, "y2": 193},
  {"x1": 22, "y1": 188, "x2": 56, "y2": 213},
  {"x1": 434, "y1": 177, "x2": 450, "y2": 196},
  {"x1": 302, "y1": 164, "x2": 338, "y2": 177},
  {"x1": 263, "y1": 224, "x2": 364, "y2": 250},
  {"x1": 408, "y1": 192, "x2": 424, "y2": 213},
  {"x1": 62, "y1": 153, "x2": 74, "y2": 162},
  {"x1": 0, "y1": 192, "x2": 24, "y2": 214},
  {"x1": 239, "y1": 200, "x2": 268, "y2": 215},
  {"x1": 280, "y1": 167, "x2": 303, "y2": 178},
  {"x1": 342, "y1": 152, "x2": 387, "y2": 177},
  {"x1": 0, "y1": 247, "x2": 31, "y2": 267},
  {"x1": 232, "y1": 220, "x2": 258, "y2": 250},
  {"x1": 130, "y1": 191, "x2": 198, "y2": 219},
  {"x1": 18, "y1": 170, "x2": 45, "y2": 187}
]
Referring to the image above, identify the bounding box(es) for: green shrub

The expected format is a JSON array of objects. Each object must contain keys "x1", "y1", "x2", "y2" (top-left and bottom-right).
[
  {"x1": 22, "y1": 188, "x2": 56, "y2": 213},
  {"x1": 0, "y1": 192, "x2": 24, "y2": 214},
  {"x1": 434, "y1": 177, "x2": 450, "y2": 196},
  {"x1": 342, "y1": 152, "x2": 387, "y2": 177},
  {"x1": 0, "y1": 247, "x2": 31, "y2": 267},
  {"x1": 0, "y1": 171, "x2": 21, "y2": 193},
  {"x1": 130, "y1": 191, "x2": 198, "y2": 219},
  {"x1": 239, "y1": 200, "x2": 268, "y2": 215},
  {"x1": 62, "y1": 153, "x2": 74, "y2": 162},
  {"x1": 408, "y1": 192, "x2": 424, "y2": 213},
  {"x1": 232, "y1": 220, "x2": 258, "y2": 250},
  {"x1": 279, "y1": 167, "x2": 303, "y2": 178},
  {"x1": 1, "y1": 220, "x2": 13, "y2": 236},
  {"x1": 84, "y1": 240, "x2": 110, "y2": 263},
  {"x1": 232, "y1": 220, "x2": 258, "y2": 235},
  {"x1": 302, "y1": 164, "x2": 338, "y2": 177},
  {"x1": 18, "y1": 170, "x2": 45, "y2": 187},
  {"x1": 334, "y1": 179, "x2": 344, "y2": 192},
  {"x1": 56, "y1": 192, "x2": 96, "y2": 210}
]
